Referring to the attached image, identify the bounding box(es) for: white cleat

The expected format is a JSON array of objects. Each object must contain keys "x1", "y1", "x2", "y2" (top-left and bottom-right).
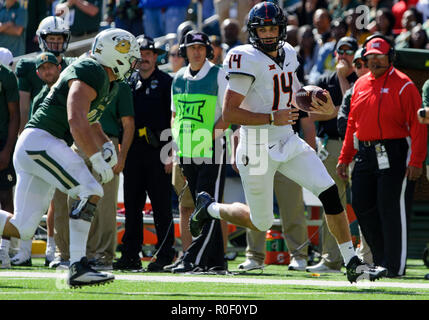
[
  {"x1": 237, "y1": 259, "x2": 264, "y2": 271},
  {"x1": 288, "y1": 257, "x2": 307, "y2": 271}
]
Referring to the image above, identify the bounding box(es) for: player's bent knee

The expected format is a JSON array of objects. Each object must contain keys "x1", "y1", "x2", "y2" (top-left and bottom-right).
[
  {"x1": 251, "y1": 215, "x2": 273, "y2": 232},
  {"x1": 69, "y1": 199, "x2": 97, "y2": 222},
  {"x1": 318, "y1": 184, "x2": 343, "y2": 215}
]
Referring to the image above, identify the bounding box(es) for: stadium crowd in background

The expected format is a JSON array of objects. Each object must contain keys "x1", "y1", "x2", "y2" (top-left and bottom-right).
[{"x1": 0, "y1": 0, "x2": 428, "y2": 284}]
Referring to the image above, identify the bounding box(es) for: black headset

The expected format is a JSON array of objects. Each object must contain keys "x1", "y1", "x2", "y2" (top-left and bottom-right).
[
  {"x1": 178, "y1": 30, "x2": 214, "y2": 60},
  {"x1": 361, "y1": 33, "x2": 395, "y2": 64}
]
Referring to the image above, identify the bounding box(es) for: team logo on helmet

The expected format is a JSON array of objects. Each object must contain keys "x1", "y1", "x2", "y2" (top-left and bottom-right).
[{"x1": 115, "y1": 39, "x2": 131, "y2": 54}]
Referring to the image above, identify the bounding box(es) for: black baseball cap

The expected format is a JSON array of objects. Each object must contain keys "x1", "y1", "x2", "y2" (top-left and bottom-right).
[
  {"x1": 136, "y1": 35, "x2": 166, "y2": 54},
  {"x1": 182, "y1": 31, "x2": 211, "y2": 47},
  {"x1": 335, "y1": 36, "x2": 358, "y2": 52}
]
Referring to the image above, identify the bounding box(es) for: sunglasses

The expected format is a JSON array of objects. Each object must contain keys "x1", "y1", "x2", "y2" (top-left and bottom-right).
[
  {"x1": 365, "y1": 54, "x2": 387, "y2": 60},
  {"x1": 354, "y1": 62, "x2": 363, "y2": 69},
  {"x1": 337, "y1": 49, "x2": 355, "y2": 55}
]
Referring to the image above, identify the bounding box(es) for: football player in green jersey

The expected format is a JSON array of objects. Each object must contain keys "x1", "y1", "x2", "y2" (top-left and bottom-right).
[
  {"x1": 15, "y1": 15, "x2": 76, "y2": 134},
  {"x1": 0, "y1": 28, "x2": 140, "y2": 287}
]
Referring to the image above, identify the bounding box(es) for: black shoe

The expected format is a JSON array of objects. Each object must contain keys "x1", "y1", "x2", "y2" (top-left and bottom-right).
[
  {"x1": 163, "y1": 257, "x2": 183, "y2": 271},
  {"x1": 189, "y1": 192, "x2": 214, "y2": 237},
  {"x1": 67, "y1": 257, "x2": 114, "y2": 288},
  {"x1": 346, "y1": 256, "x2": 387, "y2": 283},
  {"x1": 112, "y1": 256, "x2": 142, "y2": 271},
  {"x1": 146, "y1": 259, "x2": 172, "y2": 272},
  {"x1": 171, "y1": 260, "x2": 195, "y2": 273}
]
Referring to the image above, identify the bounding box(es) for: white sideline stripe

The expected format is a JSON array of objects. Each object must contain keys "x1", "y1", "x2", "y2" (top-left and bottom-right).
[{"x1": 1, "y1": 272, "x2": 429, "y2": 290}]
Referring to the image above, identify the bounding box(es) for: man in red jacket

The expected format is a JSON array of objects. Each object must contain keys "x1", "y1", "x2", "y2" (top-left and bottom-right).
[{"x1": 336, "y1": 35, "x2": 427, "y2": 278}]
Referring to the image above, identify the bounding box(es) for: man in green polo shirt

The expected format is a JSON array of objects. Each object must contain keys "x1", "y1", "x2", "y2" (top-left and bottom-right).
[
  {"x1": 0, "y1": 56, "x2": 19, "y2": 269},
  {"x1": 0, "y1": 0, "x2": 27, "y2": 57}
]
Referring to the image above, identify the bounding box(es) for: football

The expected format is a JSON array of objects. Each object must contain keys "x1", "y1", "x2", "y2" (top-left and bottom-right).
[{"x1": 295, "y1": 85, "x2": 327, "y2": 112}]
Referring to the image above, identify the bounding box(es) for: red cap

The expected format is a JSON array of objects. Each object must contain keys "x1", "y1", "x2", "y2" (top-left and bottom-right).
[{"x1": 364, "y1": 37, "x2": 391, "y2": 55}]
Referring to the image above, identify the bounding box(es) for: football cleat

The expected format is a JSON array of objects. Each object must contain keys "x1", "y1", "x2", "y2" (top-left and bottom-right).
[
  {"x1": 67, "y1": 257, "x2": 114, "y2": 288},
  {"x1": 11, "y1": 252, "x2": 32, "y2": 267},
  {"x1": 346, "y1": 256, "x2": 387, "y2": 283},
  {"x1": 45, "y1": 247, "x2": 56, "y2": 267},
  {"x1": 0, "y1": 249, "x2": 11, "y2": 269},
  {"x1": 189, "y1": 191, "x2": 214, "y2": 237}
]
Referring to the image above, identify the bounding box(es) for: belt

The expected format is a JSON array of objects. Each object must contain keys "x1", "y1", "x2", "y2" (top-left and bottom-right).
[{"x1": 359, "y1": 138, "x2": 405, "y2": 147}]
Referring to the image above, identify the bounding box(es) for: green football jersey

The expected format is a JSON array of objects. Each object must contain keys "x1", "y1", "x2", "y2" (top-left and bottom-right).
[
  {"x1": 0, "y1": 65, "x2": 19, "y2": 140},
  {"x1": 26, "y1": 57, "x2": 118, "y2": 146},
  {"x1": 15, "y1": 55, "x2": 76, "y2": 99},
  {"x1": 29, "y1": 84, "x2": 50, "y2": 119}
]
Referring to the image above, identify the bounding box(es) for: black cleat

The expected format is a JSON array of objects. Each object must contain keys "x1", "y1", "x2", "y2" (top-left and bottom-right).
[
  {"x1": 189, "y1": 192, "x2": 214, "y2": 237},
  {"x1": 171, "y1": 260, "x2": 196, "y2": 273},
  {"x1": 67, "y1": 257, "x2": 114, "y2": 288},
  {"x1": 112, "y1": 256, "x2": 142, "y2": 271},
  {"x1": 346, "y1": 256, "x2": 387, "y2": 283}
]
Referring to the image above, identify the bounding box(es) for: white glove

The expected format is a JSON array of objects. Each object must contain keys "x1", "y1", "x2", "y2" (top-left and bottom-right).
[
  {"x1": 89, "y1": 152, "x2": 114, "y2": 184},
  {"x1": 102, "y1": 141, "x2": 118, "y2": 168}
]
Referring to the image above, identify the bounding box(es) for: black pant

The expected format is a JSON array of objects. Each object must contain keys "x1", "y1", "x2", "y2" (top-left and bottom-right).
[
  {"x1": 351, "y1": 138, "x2": 415, "y2": 276},
  {"x1": 121, "y1": 140, "x2": 175, "y2": 263},
  {"x1": 179, "y1": 156, "x2": 226, "y2": 269}
]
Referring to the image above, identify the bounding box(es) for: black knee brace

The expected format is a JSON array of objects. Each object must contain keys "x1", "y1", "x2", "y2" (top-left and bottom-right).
[
  {"x1": 318, "y1": 185, "x2": 343, "y2": 215},
  {"x1": 69, "y1": 199, "x2": 96, "y2": 222}
]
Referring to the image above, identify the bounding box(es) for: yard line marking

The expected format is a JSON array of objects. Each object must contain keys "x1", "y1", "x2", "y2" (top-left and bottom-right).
[{"x1": 1, "y1": 272, "x2": 429, "y2": 290}]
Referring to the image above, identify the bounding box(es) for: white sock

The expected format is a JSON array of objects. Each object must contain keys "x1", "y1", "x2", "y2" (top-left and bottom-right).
[
  {"x1": 207, "y1": 203, "x2": 221, "y2": 219},
  {"x1": 69, "y1": 219, "x2": 91, "y2": 265},
  {"x1": 20, "y1": 239, "x2": 33, "y2": 256},
  {"x1": 0, "y1": 239, "x2": 10, "y2": 251},
  {"x1": 0, "y1": 210, "x2": 9, "y2": 237},
  {"x1": 338, "y1": 241, "x2": 356, "y2": 265},
  {"x1": 47, "y1": 236, "x2": 56, "y2": 250}
]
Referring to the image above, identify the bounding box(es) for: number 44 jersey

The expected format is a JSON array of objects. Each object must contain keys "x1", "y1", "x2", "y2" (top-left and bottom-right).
[{"x1": 223, "y1": 43, "x2": 302, "y2": 143}]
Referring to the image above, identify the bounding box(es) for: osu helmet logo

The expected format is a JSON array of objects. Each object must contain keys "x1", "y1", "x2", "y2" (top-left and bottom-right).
[{"x1": 115, "y1": 39, "x2": 131, "y2": 54}]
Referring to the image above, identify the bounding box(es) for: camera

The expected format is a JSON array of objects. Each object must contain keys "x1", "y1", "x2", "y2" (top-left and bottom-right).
[{"x1": 418, "y1": 108, "x2": 426, "y2": 118}]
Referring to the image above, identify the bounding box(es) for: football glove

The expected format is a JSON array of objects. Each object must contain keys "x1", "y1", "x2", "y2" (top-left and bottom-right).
[
  {"x1": 102, "y1": 140, "x2": 118, "y2": 168},
  {"x1": 89, "y1": 151, "x2": 114, "y2": 184}
]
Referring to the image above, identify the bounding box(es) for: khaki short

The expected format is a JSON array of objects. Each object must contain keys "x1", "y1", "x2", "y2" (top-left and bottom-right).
[{"x1": 172, "y1": 161, "x2": 194, "y2": 208}]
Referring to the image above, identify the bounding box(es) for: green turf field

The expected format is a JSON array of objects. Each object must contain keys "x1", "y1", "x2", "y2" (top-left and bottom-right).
[{"x1": 1, "y1": 255, "x2": 429, "y2": 301}]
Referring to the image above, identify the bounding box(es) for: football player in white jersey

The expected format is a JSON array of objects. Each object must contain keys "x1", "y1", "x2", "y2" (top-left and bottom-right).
[{"x1": 189, "y1": 1, "x2": 387, "y2": 283}]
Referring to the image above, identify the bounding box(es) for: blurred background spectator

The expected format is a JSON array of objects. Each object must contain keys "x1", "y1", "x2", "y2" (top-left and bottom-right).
[
  {"x1": 56, "y1": 0, "x2": 102, "y2": 41},
  {"x1": 141, "y1": 0, "x2": 190, "y2": 39},
  {"x1": 106, "y1": 0, "x2": 144, "y2": 36},
  {"x1": 0, "y1": 0, "x2": 28, "y2": 57}
]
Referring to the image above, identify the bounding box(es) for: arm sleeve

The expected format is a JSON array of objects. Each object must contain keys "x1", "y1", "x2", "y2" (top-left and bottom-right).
[
  {"x1": 337, "y1": 86, "x2": 353, "y2": 139},
  {"x1": 401, "y1": 82, "x2": 427, "y2": 168},
  {"x1": 227, "y1": 73, "x2": 253, "y2": 96},
  {"x1": 338, "y1": 91, "x2": 358, "y2": 164}
]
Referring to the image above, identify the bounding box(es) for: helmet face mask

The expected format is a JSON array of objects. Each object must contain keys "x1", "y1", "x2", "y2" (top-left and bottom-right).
[
  {"x1": 247, "y1": 1, "x2": 287, "y2": 53},
  {"x1": 36, "y1": 16, "x2": 71, "y2": 56},
  {"x1": 90, "y1": 28, "x2": 141, "y2": 81}
]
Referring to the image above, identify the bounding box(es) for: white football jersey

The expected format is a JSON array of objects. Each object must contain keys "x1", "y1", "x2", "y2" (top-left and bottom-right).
[{"x1": 223, "y1": 43, "x2": 302, "y2": 143}]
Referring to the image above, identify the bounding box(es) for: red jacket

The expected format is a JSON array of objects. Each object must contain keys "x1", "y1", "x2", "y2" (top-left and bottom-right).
[{"x1": 339, "y1": 66, "x2": 427, "y2": 168}]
